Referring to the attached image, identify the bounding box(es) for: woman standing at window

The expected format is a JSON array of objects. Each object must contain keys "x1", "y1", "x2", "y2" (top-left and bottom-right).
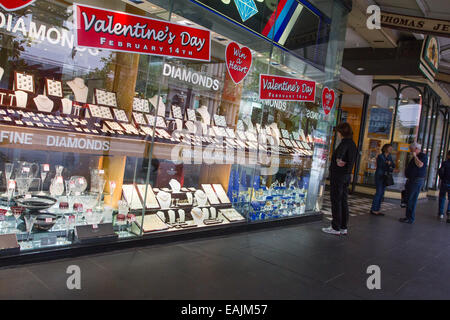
[{"x1": 370, "y1": 144, "x2": 395, "y2": 216}]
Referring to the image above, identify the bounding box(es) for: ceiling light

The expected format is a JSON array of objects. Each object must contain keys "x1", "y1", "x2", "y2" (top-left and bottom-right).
[{"x1": 357, "y1": 67, "x2": 365, "y2": 71}]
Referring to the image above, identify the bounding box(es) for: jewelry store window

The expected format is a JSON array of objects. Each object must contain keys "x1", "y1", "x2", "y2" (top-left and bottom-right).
[{"x1": 0, "y1": 0, "x2": 349, "y2": 257}]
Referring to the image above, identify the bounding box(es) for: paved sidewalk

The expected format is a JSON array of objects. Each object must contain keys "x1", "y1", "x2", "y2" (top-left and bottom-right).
[{"x1": 0, "y1": 198, "x2": 449, "y2": 300}]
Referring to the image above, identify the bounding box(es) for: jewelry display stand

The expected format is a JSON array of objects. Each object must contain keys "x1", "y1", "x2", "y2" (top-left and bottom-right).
[
  {"x1": 15, "y1": 91, "x2": 28, "y2": 108},
  {"x1": 197, "y1": 105, "x2": 210, "y2": 125},
  {"x1": 149, "y1": 95, "x2": 166, "y2": 117},
  {"x1": 33, "y1": 95, "x2": 54, "y2": 113},
  {"x1": 61, "y1": 98, "x2": 73, "y2": 114},
  {"x1": 67, "y1": 77, "x2": 88, "y2": 103}
]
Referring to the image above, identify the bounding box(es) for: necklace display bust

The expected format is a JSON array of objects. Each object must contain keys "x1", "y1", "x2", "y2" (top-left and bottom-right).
[
  {"x1": 197, "y1": 106, "x2": 211, "y2": 125},
  {"x1": 169, "y1": 179, "x2": 181, "y2": 193},
  {"x1": 194, "y1": 189, "x2": 208, "y2": 207},
  {"x1": 67, "y1": 77, "x2": 88, "y2": 103},
  {"x1": 15, "y1": 90, "x2": 28, "y2": 108},
  {"x1": 33, "y1": 95, "x2": 54, "y2": 112},
  {"x1": 157, "y1": 191, "x2": 171, "y2": 209},
  {"x1": 61, "y1": 98, "x2": 73, "y2": 114}
]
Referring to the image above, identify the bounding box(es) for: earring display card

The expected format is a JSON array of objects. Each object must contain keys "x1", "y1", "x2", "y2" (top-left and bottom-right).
[
  {"x1": 113, "y1": 109, "x2": 129, "y2": 122},
  {"x1": 292, "y1": 132, "x2": 300, "y2": 141},
  {"x1": 122, "y1": 184, "x2": 143, "y2": 210},
  {"x1": 213, "y1": 115, "x2": 227, "y2": 127},
  {"x1": 132, "y1": 112, "x2": 147, "y2": 125},
  {"x1": 95, "y1": 89, "x2": 117, "y2": 107},
  {"x1": 88, "y1": 104, "x2": 113, "y2": 119},
  {"x1": 15, "y1": 72, "x2": 35, "y2": 93},
  {"x1": 136, "y1": 184, "x2": 160, "y2": 209},
  {"x1": 145, "y1": 114, "x2": 156, "y2": 126},
  {"x1": 186, "y1": 109, "x2": 196, "y2": 121},
  {"x1": 45, "y1": 79, "x2": 63, "y2": 97},
  {"x1": 281, "y1": 129, "x2": 290, "y2": 139},
  {"x1": 171, "y1": 106, "x2": 182, "y2": 119},
  {"x1": 132, "y1": 97, "x2": 150, "y2": 113},
  {"x1": 155, "y1": 116, "x2": 166, "y2": 128}
]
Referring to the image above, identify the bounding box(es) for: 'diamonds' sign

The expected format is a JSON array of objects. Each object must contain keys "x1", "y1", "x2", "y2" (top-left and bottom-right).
[{"x1": 74, "y1": 3, "x2": 211, "y2": 61}]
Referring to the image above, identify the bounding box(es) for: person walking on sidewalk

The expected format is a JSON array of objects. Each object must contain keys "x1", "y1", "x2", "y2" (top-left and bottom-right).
[
  {"x1": 437, "y1": 150, "x2": 450, "y2": 223},
  {"x1": 399, "y1": 142, "x2": 427, "y2": 224},
  {"x1": 322, "y1": 123, "x2": 357, "y2": 236},
  {"x1": 370, "y1": 144, "x2": 395, "y2": 216}
]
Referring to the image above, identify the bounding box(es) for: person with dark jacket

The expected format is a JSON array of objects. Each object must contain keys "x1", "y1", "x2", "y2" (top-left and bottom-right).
[
  {"x1": 399, "y1": 142, "x2": 427, "y2": 224},
  {"x1": 370, "y1": 144, "x2": 395, "y2": 216},
  {"x1": 438, "y1": 150, "x2": 450, "y2": 223},
  {"x1": 322, "y1": 122, "x2": 358, "y2": 236}
]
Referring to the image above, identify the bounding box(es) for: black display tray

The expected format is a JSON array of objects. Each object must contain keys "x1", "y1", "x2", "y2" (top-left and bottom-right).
[
  {"x1": 74, "y1": 223, "x2": 118, "y2": 244},
  {"x1": 0, "y1": 234, "x2": 20, "y2": 256}
]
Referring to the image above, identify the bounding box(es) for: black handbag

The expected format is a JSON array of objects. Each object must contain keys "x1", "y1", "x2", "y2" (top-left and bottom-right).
[{"x1": 383, "y1": 172, "x2": 394, "y2": 186}]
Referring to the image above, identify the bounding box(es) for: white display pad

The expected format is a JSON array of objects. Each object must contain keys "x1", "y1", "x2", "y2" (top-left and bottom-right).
[
  {"x1": 122, "y1": 184, "x2": 143, "y2": 210},
  {"x1": 220, "y1": 208, "x2": 245, "y2": 222},
  {"x1": 135, "y1": 214, "x2": 168, "y2": 233},
  {"x1": 104, "y1": 121, "x2": 123, "y2": 131},
  {"x1": 212, "y1": 184, "x2": 231, "y2": 204},
  {"x1": 136, "y1": 184, "x2": 160, "y2": 209},
  {"x1": 201, "y1": 184, "x2": 220, "y2": 205},
  {"x1": 140, "y1": 126, "x2": 154, "y2": 136},
  {"x1": 121, "y1": 123, "x2": 139, "y2": 134}
]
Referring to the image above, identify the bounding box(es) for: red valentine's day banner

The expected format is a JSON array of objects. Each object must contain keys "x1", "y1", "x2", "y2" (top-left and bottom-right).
[
  {"x1": 74, "y1": 3, "x2": 211, "y2": 61},
  {"x1": 226, "y1": 42, "x2": 252, "y2": 84},
  {"x1": 0, "y1": 0, "x2": 35, "y2": 11},
  {"x1": 259, "y1": 74, "x2": 316, "y2": 102}
]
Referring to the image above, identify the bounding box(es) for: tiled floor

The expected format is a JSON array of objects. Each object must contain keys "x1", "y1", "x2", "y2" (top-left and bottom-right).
[
  {"x1": 321, "y1": 191, "x2": 398, "y2": 219},
  {"x1": 0, "y1": 197, "x2": 449, "y2": 300}
]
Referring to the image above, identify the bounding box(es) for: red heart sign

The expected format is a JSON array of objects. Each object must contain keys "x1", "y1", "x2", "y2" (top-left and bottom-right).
[
  {"x1": 0, "y1": 0, "x2": 35, "y2": 11},
  {"x1": 226, "y1": 42, "x2": 252, "y2": 85},
  {"x1": 322, "y1": 87, "x2": 335, "y2": 115}
]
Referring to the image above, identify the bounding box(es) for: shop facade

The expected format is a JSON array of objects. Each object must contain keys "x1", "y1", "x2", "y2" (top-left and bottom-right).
[
  {"x1": 0, "y1": 0, "x2": 350, "y2": 260},
  {"x1": 333, "y1": 77, "x2": 450, "y2": 197}
]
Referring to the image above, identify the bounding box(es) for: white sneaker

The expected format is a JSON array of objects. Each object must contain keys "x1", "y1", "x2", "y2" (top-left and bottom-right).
[
  {"x1": 439, "y1": 215, "x2": 444, "y2": 220},
  {"x1": 340, "y1": 229, "x2": 348, "y2": 235},
  {"x1": 322, "y1": 226, "x2": 341, "y2": 235}
]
